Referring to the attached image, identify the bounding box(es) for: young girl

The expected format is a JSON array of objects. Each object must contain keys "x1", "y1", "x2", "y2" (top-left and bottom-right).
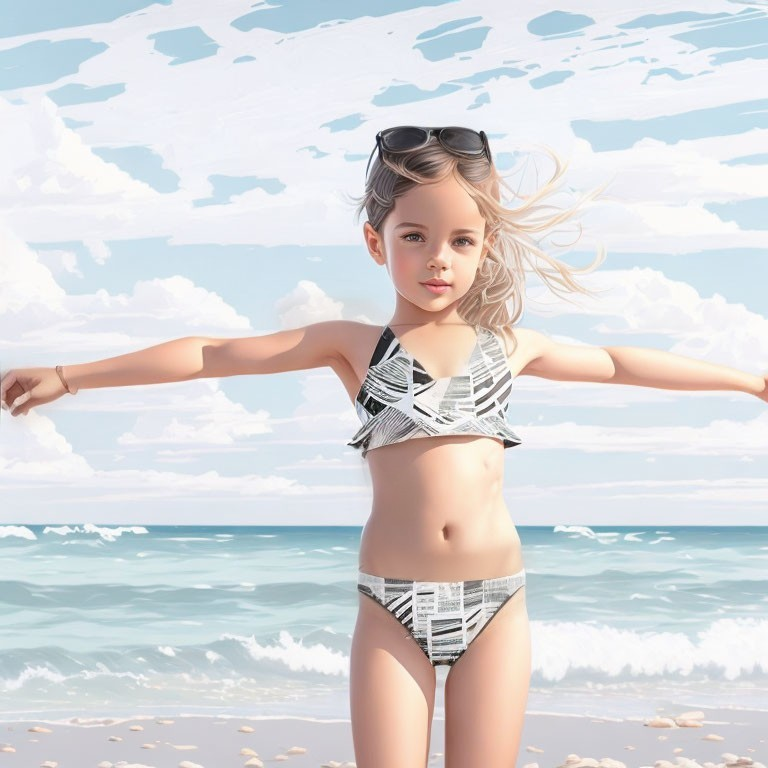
[{"x1": 2, "y1": 125, "x2": 766, "y2": 767}]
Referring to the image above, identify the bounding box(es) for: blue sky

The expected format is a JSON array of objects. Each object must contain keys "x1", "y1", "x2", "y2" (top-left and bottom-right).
[{"x1": 0, "y1": 2, "x2": 766, "y2": 525}]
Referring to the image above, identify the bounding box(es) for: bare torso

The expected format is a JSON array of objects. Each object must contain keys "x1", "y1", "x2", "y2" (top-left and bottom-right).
[{"x1": 330, "y1": 321, "x2": 533, "y2": 581}]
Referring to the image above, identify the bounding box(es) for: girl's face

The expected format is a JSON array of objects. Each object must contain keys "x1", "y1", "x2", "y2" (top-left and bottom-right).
[{"x1": 364, "y1": 175, "x2": 489, "y2": 319}]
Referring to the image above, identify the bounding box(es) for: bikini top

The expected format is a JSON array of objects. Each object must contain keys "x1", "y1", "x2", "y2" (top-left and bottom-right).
[{"x1": 347, "y1": 324, "x2": 523, "y2": 458}]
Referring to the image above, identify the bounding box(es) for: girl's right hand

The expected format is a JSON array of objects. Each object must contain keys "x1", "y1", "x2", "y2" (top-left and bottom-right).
[{"x1": 0, "y1": 368, "x2": 70, "y2": 417}]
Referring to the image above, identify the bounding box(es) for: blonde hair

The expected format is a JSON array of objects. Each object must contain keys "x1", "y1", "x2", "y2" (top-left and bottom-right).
[{"x1": 345, "y1": 133, "x2": 609, "y2": 356}]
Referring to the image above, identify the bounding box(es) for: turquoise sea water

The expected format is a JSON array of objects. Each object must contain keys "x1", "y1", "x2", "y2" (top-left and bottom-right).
[{"x1": 0, "y1": 524, "x2": 766, "y2": 721}]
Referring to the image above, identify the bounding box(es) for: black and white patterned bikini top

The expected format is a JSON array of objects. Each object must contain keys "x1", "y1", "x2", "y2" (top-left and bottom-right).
[{"x1": 348, "y1": 324, "x2": 523, "y2": 457}]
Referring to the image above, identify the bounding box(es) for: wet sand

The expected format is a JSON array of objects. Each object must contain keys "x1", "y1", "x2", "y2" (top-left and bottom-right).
[{"x1": 0, "y1": 705, "x2": 765, "y2": 767}]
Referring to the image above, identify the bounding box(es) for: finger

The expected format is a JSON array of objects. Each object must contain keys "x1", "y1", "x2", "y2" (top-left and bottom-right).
[
  {"x1": 10, "y1": 391, "x2": 30, "y2": 415},
  {"x1": 0, "y1": 371, "x2": 15, "y2": 403}
]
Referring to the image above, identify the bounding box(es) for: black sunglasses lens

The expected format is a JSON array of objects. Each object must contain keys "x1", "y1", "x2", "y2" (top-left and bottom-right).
[
  {"x1": 441, "y1": 127, "x2": 484, "y2": 152},
  {"x1": 372, "y1": 127, "x2": 489, "y2": 176},
  {"x1": 381, "y1": 126, "x2": 429, "y2": 151}
]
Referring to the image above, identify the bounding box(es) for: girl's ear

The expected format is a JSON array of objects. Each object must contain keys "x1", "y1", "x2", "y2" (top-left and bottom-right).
[{"x1": 363, "y1": 222, "x2": 386, "y2": 265}]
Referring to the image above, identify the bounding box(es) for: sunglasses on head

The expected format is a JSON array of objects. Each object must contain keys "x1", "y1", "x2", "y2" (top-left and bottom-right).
[{"x1": 365, "y1": 126, "x2": 492, "y2": 178}]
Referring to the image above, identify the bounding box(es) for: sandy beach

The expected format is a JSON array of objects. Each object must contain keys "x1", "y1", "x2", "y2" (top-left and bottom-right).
[{"x1": 0, "y1": 705, "x2": 765, "y2": 768}]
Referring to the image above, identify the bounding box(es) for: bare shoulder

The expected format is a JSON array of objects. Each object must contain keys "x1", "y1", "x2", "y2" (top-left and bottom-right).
[
  {"x1": 496, "y1": 323, "x2": 539, "y2": 359},
  {"x1": 493, "y1": 324, "x2": 555, "y2": 378},
  {"x1": 501, "y1": 325, "x2": 614, "y2": 382},
  {"x1": 200, "y1": 319, "x2": 360, "y2": 378},
  {"x1": 310, "y1": 319, "x2": 374, "y2": 367}
]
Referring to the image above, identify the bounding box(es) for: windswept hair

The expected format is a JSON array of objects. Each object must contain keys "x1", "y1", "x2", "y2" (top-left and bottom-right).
[{"x1": 344, "y1": 133, "x2": 610, "y2": 356}]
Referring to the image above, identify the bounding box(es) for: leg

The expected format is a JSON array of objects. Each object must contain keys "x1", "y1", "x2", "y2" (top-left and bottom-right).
[
  {"x1": 444, "y1": 577, "x2": 530, "y2": 768},
  {"x1": 351, "y1": 587, "x2": 437, "y2": 768}
]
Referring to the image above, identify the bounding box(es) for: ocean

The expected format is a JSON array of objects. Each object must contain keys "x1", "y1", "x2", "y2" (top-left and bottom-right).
[{"x1": 0, "y1": 524, "x2": 766, "y2": 722}]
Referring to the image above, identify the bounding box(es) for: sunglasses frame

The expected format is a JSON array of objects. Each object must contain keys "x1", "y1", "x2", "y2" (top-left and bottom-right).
[{"x1": 365, "y1": 125, "x2": 492, "y2": 178}]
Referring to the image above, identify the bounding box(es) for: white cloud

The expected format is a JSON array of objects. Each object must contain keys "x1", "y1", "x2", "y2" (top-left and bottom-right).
[
  {"x1": 291, "y1": 370, "x2": 358, "y2": 440},
  {"x1": 275, "y1": 454, "x2": 349, "y2": 471},
  {"x1": 0, "y1": 410, "x2": 93, "y2": 479},
  {"x1": 84, "y1": 238, "x2": 112, "y2": 265},
  {"x1": 276, "y1": 280, "x2": 344, "y2": 327},
  {"x1": 1, "y1": 0, "x2": 765, "y2": 524},
  {"x1": 518, "y1": 411, "x2": 768, "y2": 457},
  {"x1": 116, "y1": 386, "x2": 273, "y2": 446},
  {"x1": 0, "y1": 401, "x2": 364, "y2": 496},
  {"x1": 0, "y1": 97, "x2": 154, "y2": 204},
  {"x1": 0, "y1": 219, "x2": 68, "y2": 315},
  {"x1": 36, "y1": 247, "x2": 84, "y2": 278},
  {"x1": 0, "y1": 2, "x2": 765, "y2": 255},
  {"x1": 527, "y1": 267, "x2": 768, "y2": 371},
  {"x1": 506, "y1": 476, "x2": 768, "y2": 506},
  {"x1": 0, "y1": 226, "x2": 253, "y2": 369},
  {"x1": 570, "y1": 132, "x2": 768, "y2": 205}
]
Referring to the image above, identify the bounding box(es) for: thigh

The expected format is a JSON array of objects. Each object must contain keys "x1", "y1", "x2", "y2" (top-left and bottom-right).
[
  {"x1": 444, "y1": 586, "x2": 531, "y2": 768},
  {"x1": 350, "y1": 592, "x2": 437, "y2": 768}
]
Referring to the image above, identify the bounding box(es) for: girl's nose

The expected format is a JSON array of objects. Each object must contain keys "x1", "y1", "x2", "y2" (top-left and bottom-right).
[{"x1": 427, "y1": 249, "x2": 452, "y2": 268}]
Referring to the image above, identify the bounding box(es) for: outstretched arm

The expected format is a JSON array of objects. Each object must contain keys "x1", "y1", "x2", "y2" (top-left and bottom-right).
[
  {"x1": 1, "y1": 321, "x2": 346, "y2": 417},
  {"x1": 603, "y1": 346, "x2": 766, "y2": 398},
  {"x1": 1, "y1": 336, "x2": 208, "y2": 417},
  {"x1": 517, "y1": 329, "x2": 767, "y2": 399}
]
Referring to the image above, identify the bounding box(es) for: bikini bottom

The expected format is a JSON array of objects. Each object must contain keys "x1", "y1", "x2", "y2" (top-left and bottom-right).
[{"x1": 357, "y1": 566, "x2": 526, "y2": 667}]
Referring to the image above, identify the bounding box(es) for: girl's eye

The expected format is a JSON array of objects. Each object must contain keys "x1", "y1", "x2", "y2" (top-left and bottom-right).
[{"x1": 402, "y1": 233, "x2": 475, "y2": 246}]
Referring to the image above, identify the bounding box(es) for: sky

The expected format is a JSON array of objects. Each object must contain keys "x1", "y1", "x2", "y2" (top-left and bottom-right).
[{"x1": 0, "y1": 1, "x2": 766, "y2": 526}]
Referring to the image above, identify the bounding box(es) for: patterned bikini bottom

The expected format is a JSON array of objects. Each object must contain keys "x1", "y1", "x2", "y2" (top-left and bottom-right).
[{"x1": 357, "y1": 566, "x2": 526, "y2": 667}]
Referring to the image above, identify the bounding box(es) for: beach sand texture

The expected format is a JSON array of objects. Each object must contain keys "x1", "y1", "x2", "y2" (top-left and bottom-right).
[{"x1": 0, "y1": 705, "x2": 765, "y2": 768}]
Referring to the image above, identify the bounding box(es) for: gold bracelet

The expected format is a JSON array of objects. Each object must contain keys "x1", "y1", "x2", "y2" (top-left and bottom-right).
[{"x1": 55, "y1": 365, "x2": 78, "y2": 395}]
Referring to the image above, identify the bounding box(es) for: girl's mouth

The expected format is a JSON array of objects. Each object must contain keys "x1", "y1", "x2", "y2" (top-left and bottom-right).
[{"x1": 422, "y1": 283, "x2": 450, "y2": 294}]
